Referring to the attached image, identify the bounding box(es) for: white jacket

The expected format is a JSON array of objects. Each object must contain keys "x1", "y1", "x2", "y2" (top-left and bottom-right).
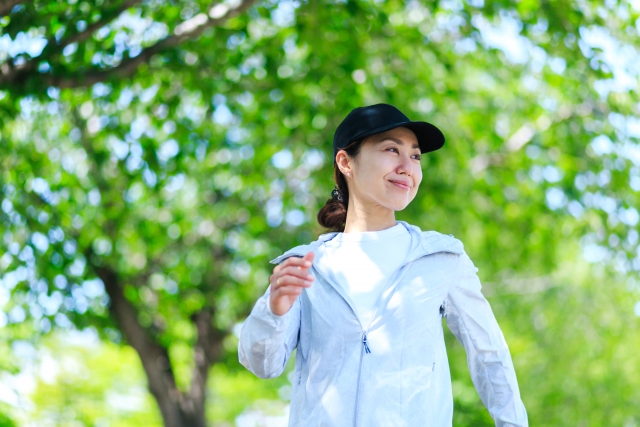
[{"x1": 238, "y1": 220, "x2": 528, "y2": 426}]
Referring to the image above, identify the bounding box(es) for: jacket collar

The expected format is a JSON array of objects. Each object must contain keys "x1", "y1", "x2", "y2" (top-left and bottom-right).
[{"x1": 268, "y1": 220, "x2": 463, "y2": 265}]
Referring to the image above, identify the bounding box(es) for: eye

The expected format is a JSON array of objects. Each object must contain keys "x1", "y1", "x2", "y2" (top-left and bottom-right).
[{"x1": 386, "y1": 147, "x2": 421, "y2": 160}]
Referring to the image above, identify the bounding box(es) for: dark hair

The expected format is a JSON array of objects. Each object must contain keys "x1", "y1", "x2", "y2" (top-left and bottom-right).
[{"x1": 317, "y1": 138, "x2": 365, "y2": 232}]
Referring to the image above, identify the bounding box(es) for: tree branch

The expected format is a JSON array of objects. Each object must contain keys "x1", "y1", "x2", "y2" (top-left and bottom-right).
[
  {"x1": 0, "y1": 0, "x2": 23, "y2": 16},
  {"x1": 0, "y1": 0, "x2": 141, "y2": 87},
  {"x1": 58, "y1": 0, "x2": 142, "y2": 50},
  {"x1": 0, "y1": 0, "x2": 257, "y2": 89}
]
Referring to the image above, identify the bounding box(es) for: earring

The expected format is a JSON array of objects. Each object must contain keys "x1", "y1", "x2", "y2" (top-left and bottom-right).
[{"x1": 347, "y1": 172, "x2": 350, "y2": 176}]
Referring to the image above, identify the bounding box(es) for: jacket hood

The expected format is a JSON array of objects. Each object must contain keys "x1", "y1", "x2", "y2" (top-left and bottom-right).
[{"x1": 269, "y1": 220, "x2": 463, "y2": 266}]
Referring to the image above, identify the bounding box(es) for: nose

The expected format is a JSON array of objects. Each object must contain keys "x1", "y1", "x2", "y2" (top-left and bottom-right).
[{"x1": 397, "y1": 153, "x2": 412, "y2": 176}]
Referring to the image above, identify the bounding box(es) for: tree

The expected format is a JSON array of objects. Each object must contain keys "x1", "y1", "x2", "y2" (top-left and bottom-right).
[
  {"x1": 1, "y1": 0, "x2": 639, "y2": 425},
  {"x1": 19, "y1": 330, "x2": 163, "y2": 426}
]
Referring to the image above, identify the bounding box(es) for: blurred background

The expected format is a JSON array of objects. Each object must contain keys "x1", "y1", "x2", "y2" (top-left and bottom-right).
[{"x1": 1, "y1": 0, "x2": 639, "y2": 426}]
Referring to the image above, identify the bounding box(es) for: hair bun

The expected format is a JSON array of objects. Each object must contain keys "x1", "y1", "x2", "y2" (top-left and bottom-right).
[{"x1": 317, "y1": 198, "x2": 347, "y2": 231}]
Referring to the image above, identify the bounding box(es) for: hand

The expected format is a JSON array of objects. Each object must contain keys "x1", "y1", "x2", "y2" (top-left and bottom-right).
[{"x1": 269, "y1": 251, "x2": 315, "y2": 316}]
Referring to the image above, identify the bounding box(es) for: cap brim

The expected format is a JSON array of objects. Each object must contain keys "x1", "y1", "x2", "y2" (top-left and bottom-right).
[{"x1": 349, "y1": 120, "x2": 445, "y2": 154}]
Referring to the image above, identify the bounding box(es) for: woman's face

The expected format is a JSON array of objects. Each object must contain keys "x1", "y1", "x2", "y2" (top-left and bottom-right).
[{"x1": 341, "y1": 126, "x2": 423, "y2": 212}]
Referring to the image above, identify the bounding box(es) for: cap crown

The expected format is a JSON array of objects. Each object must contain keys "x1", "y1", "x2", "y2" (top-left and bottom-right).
[
  {"x1": 333, "y1": 104, "x2": 408, "y2": 156},
  {"x1": 332, "y1": 103, "x2": 444, "y2": 161}
]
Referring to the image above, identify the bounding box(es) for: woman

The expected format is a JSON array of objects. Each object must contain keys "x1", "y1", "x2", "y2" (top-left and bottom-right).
[{"x1": 238, "y1": 103, "x2": 528, "y2": 426}]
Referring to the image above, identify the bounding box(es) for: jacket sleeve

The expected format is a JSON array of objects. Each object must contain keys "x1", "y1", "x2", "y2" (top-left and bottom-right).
[
  {"x1": 238, "y1": 281, "x2": 301, "y2": 379},
  {"x1": 444, "y1": 250, "x2": 528, "y2": 427}
]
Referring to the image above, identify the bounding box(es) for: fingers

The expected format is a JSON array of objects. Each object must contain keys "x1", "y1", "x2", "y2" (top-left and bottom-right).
[
  {"x1": 270, "y1": 251, "x2": 316, "y2": 294},
  {"x1": 273, "y1": 274, "x2": 313, "y2": 289},
  {"x1": 277, "y1": 265, "x2": 314, "y2": 281},
  {"x1": 271, "y1": 252, "x2": 315, "y2": 278},
  {"x1": 270, "y1": 266, "x2": 314, "y2": 286},
  {"x1": 281, "y1": 254, "x2": 313, "y2": 270}
]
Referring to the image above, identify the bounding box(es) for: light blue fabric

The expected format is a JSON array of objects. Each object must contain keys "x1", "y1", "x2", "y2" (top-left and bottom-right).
[{"x1": 238, "y1": 220, "x2": 528, "y2": 426}]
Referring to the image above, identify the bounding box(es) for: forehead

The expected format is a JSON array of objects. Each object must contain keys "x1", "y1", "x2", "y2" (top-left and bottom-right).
[{"x1": 365, "y1": 126, "x2": 419, "y2": 148}]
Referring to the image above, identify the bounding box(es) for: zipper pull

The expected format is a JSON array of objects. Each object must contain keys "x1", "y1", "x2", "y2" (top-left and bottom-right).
[{"x1": 362, "y1": 333, "x2": 372, "y2": 354}]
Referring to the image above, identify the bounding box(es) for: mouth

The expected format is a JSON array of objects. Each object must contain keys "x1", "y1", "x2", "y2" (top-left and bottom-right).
[{"x1": 389, "y1": 180, "x2": 410, "y2": 190}]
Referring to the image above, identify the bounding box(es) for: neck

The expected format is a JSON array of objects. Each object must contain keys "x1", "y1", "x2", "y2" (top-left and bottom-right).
[{"x1": 343, "y1": 197, "x2": 397, "y2": 233}]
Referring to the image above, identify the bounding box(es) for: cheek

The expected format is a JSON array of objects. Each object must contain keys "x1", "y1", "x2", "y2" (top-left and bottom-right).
[{"x1": 414, "y1": 168, "x2": 423, "y2": 186}]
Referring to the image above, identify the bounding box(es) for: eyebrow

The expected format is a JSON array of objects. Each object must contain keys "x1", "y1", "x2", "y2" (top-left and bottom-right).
[{"x1": 378, "y1": 137, "x2": 420, "y2": 150}]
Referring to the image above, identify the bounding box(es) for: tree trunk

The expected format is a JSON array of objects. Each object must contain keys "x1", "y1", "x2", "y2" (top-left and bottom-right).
[
  {"x1": 77, "y1": 110, "x2": 228, "y2": 427},
  {"x1": 94, "y1": 262, "x2": 226, "y2": 427}
]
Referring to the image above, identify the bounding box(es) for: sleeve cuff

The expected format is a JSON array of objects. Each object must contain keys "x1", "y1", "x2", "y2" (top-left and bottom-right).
[{"x1": 256, "y1": 294, "x2": 292, "y2": 331}]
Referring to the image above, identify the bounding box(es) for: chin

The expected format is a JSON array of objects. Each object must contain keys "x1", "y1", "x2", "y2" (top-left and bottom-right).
[
  {"x1": 385, "y1": 200, "x2": 411, "y2": 211},
  {"x1": 378, "y1": 192, "x2": 414, "y2": 211}
]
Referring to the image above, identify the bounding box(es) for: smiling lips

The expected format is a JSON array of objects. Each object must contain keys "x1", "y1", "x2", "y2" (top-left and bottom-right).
[{"x1": 389, "y1": 180, "x2": 411, "y2": 190}]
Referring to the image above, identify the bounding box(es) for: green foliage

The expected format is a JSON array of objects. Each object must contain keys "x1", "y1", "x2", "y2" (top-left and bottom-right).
[
  {"x1": 447, "y1": 255, "x2": 640, "y2": 426},
  {"x1": 18, "y1": 332, "x2": 162, "y2": 426},
  {"x1": 0, "y1": 408, "x2": 16, "y2": 427},
  {"x1": 6, "y1": 330, "x2": 291, "y2": 426},
  {"x1": 207, "y1": 358, "x2": 293, "y2": 423},
  {"x1": 1, "y1": 0, "x2": 640, "y2": 425}
]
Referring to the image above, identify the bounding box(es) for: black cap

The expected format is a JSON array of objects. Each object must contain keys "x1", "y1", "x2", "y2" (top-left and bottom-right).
[{"x1": 332, "y1": 103, "x2": 445, "y2": 161}]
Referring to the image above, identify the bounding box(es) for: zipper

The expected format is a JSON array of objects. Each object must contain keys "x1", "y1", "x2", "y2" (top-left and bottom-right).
[
  {"x1": 362, "y1": 334, "x2": 371, "y2": 354},
  {"x1": 311, "y1": 257, "x2": 416, "y2": 427},
  {"x1": 354, "y1": 262, "x2": 414, "y2": 427},
  {"x1": 281, "y1": 229, "x2": 461, "y2": 427},
  {"x1": 359, "y1": 260, "x2": 416, "y2": 353},
  {"x1": 309, "y1": 265, "x2": 366, "y2": 427},
  {"x1": 353, "y1": 336, "x2": 366, "y2": 427}
]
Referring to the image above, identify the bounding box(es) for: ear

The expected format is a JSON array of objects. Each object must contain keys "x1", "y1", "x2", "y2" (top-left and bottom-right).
[{"x1": 335, "y1": 150, "x2": 352, "y2": 176}]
